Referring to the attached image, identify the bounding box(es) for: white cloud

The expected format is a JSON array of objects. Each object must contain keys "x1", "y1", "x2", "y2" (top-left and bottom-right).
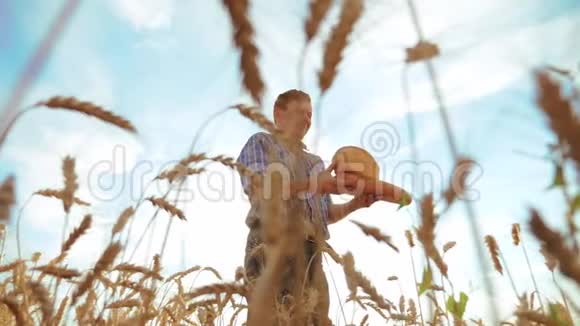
[
  {"x1": 110, "y1": 0, "x2": 175, "y2": 31},
  {"x1": 4, "y1": 1, "x2": 579, "y2": 324},
  {"x1": 316, "y1": 0, "x2": 580, "y2": 121},
  {"x1": 2, "y1": 47, "x2": 144, "y2": 264}
]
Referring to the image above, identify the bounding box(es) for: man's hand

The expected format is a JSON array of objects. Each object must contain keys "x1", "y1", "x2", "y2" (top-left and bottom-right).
[
  {"x1": 316, "y1": 161, "x2": 360, "y2": 194},
  {"x1": 349, "y1": 193, "x2": 381, "y2": 210},
  {"x1": 327, "y1": 189, "x2": 381, "y2": 224}
]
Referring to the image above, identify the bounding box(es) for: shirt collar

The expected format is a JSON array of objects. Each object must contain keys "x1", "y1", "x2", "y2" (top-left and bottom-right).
[{"x1": 272, "y1": 133, "x2": 308, "y2": 152}]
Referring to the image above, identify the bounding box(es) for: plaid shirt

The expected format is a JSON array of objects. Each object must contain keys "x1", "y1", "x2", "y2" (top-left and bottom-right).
[{"x1": 236, "y1": 132, "x2": 331, "y2": 239}]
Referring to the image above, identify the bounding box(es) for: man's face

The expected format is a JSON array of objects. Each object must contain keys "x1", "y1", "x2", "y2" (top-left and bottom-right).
[{"x1": 275, "y1": 99, "x2": 312, "y2": 140}]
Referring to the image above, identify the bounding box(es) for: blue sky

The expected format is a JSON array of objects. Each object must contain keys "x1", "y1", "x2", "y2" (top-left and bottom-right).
[{"x1": 1, "y1": 0, "x2": 579, "y2": 324}]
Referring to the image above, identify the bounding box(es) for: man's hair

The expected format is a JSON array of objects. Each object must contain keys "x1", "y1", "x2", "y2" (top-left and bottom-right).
[{"x1": 274, "y1": 89, "x2": 311, "y2": 111}]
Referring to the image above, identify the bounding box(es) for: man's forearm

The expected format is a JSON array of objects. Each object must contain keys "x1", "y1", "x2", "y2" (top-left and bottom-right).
[
  {"x1": 289, "y1": 178, "x2": 315, "y2": 196},
  {"x1": 257, "y1": 178, "x2": 318, "y2": 200},
  {"x1": 328, "y1": 201, "x2": 357, "y2": 224}
]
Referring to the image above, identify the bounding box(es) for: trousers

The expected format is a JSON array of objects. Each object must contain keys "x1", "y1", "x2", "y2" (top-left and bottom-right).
[{"x1": 243, "y1": 227, "x2": 332, "y2": 326}]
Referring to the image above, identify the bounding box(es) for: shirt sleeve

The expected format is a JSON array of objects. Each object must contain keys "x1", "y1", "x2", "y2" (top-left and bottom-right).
[
  {"x1": 319, "y1": 161, "x2": 333, "y2": 209},
  {"x1": 236, "y1": 133, "x2": 269, "y2": 196},
  {"x1": 322, "y1": 192, "x2": 332, "y2": 207},
  {"x1": 310, "y1": 156, "x2": 333, "y2": 207}
]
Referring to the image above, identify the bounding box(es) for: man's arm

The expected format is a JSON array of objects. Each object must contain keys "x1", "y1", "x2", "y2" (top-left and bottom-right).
[
  {"x1": 313, "y1": 159, "x2": 374, "y2": 224},
  {"x1": 237, "y1": 133, "x2": 343, "y2": 200},
  {"x1": 237, "y1": 133, "x2": 268, "y2": 198},
  {"x1": 327, "y1": 201, "x2": 357, "y2": 224},
  {"x1": 255, "y1": 170, "x2": 342, "y2": 199},
  {"x1": 327, "y1": 193, "x2": 380, "y2": 224}
]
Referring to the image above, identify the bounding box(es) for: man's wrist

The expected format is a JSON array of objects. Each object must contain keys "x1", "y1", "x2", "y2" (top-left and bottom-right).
[
  {"x1": 345, "y1": 199, "x2": 359, "y2": 213},
  {"x1": 314, "y1": 175, "x2": 326, "y2": 194}
]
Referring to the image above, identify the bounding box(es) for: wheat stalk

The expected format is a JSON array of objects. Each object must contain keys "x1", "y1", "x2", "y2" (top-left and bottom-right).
[
  {"x1": 442, "y1": 241, "x2": 456, "y2": 254},
  {"x1": 186, "y1": 298, "x2": 219, "y2": 313},
  {"x1": 0, "y1": 175, "x2": 15, "y2": 221},
  {"x1": 442, "y1": 157, "x2": 474, "y2": 211},
  {"x1": 163, "y1": 306, "x2": 179, "y2": 323},
  {"x1": 322, "y1": 242, "x2": 343, "y2": 264},
  {"x1": 0, "y1": 297, "x2": 24, "y2": 326},
  {"x1": 167, "y1": 265, "x2": 201, "y2": 283},
  {"x1": 156, "y1": 166, "x2": 205, "y2": 183},
  {"x1": 515, "y1": 223, "x2": 546, "y2": 313},
  {"x1": 222, "y1": 0, "x2": 264, "y2": 105},
  {"x1": 113, "y1": 263, "x2": 163, "y2": 281},
  {"x1": 354, "y1": 266, "x2": 394, "y2": 312},
  {"x1": 171, "y1": 152, "x2": 260, "y2": 191},
  {"x1": 52, "y1": 297, "x2": 68, "y2": 326},
  {"x1": 36, "y1": 96, "x2": 137, "y2": 133},
  {"x1": 342, "y1": 252, "x2": 394, "y2": 312},
  {"x1": 180, "y1": 283, "x2": 247, "y2": 303},
  {"x1": 398, "y1": 295, "x2": 406, "y2": 314},
  {"x1": 117, "y1": 281, "x2": 154, "y2": 301},
  {"x1": 351, "y1": 220, "x2": 399, "y2": 253},
  {"x1": 511, "y1": 223, "x2": 521, "y2": 246},
  {"x1": 228, "y1": 303, "x2": 248, "y2": 326},
  {"x1": 234, "y1": 267, "x2": 246, "y2": 284},
  {"x1": 209, "y1": 154, "x2": 254, "y2": 177},
  {"x1": 515, "y1": 310, "x2": 558, "y2": 326},
  {"x1": 408, "y1": 298, "x2": 418, "y2": 324},
  {"x1": 106, "y1": 299, "x2": 141, "y2": 309},
  {"x1": 61, "y1": 156, "x2": 77, "y2": 213},
  {"x1": 429, "y1": 284, "x2": 444, "y2": 292},
  {"x1": 540, "y1": 245, "x2": 558, "y2": 272},
  {"x1": 404, "y1": 229, "x2": 415, "y2": 248},
  {"x1": 153, "y1": 254, "x2": 161, "y2": 274},
  {"x1": 178, "y1": 153, "x2": 206, "y2": 167},
  {"x1": 342, "y1": 252, "x2": 358, "y2": 298},
  {"x1": 484, "y1": 235, "x2": 503, "y2": 275},
  {"x1": 358, "y1": 313, "x2": 369, "y2": 326},
  {"x1": 230, "y1": 104, "x2": 282, "y2": 137},
  {"x1": 0, "y1": 260, "x2": 24, "y2": 273},
  {"x1": 30, "y1": 252, "x2": 41, "y2": 264},
  {"x1": 246, "y1": 161, "x2": 300, "y2": 326},
  {"x1": 60, "y1": 214, "x2": 92, "y2": 256},
  {"x1": 33, "y1": 265, "x2": 81, "y2": 279},
  {"x1": 147, "y1": 197, "x2": 186, "y2": 221},
  {"x1": 417, "y1": 194, "x2": 448, "y2": 277},
  {"x1": 305, "y1": 0, "x2": 333, "y2": 42},
  {"x1": 404, "y1": 229, "x2": 425, "y2": 324},
  {"x1": 111, "y1": 207, "x2": 135, "y2": 237},
  {"x1": 71, "y1": 242, "x2": 121, "y2": 305},
  {"x1": 485, "y1": 235, "x2": 520, "y2": 300},
  {"x1": 535, "y1": 71, "x2": 580, "y2": 167},
  {"x1": 318, "y1": 0, "x2": 363, "y2": 93},
  {"x1": 530, "y1": 209, "x2": 580, "y2": 284},
  {"x1": 391, "y1": 313, "x2": 411, "y2": 321},
  {"x1": 200, "y1": 266, "x2": 222, "y2": 280},
  {"x1": 34, "y1": 189, "x2": 90, "y2": 206},
  {"x1": 344, "y1": 294, "x2": 366, "y2": 308},
  {"x1": 75, "y1": 289, "x2": 96, "y2": 323},
  {"x1": 27, "y1": 281, "x2": 53, "y2": 324},
  {"x1": 301, "y1": 0, "x2": 334, "y2": 90},
  {"x1": 97, "y1": 274, "x2": 115, "y2": 291},
  {"x1": 363, "y1": 302, "x2": 389, "y2": 320}
]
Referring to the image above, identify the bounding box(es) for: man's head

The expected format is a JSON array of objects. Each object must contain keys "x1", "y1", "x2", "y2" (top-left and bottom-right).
[{"x1": 273, "y1": 89, "x2": 312, "y2": 141}]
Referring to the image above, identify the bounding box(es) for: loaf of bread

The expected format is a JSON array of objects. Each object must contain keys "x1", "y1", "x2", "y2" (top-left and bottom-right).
[
  {"x1": 331, "y1": 146, "x2": 379, "y2": 180},
  {"x1": 330, "y1": 145, "x2": 413, "y2": 206}
]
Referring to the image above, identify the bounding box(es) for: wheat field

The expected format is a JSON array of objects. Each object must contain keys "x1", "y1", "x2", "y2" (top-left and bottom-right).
[{"x1": 0, "y1": 0, "x2": 579, "y2": 325}]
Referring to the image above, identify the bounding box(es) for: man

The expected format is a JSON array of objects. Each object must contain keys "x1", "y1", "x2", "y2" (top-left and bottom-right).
[{"x1": 236, "y1": 89, "x2": 379, "y2": 325}]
